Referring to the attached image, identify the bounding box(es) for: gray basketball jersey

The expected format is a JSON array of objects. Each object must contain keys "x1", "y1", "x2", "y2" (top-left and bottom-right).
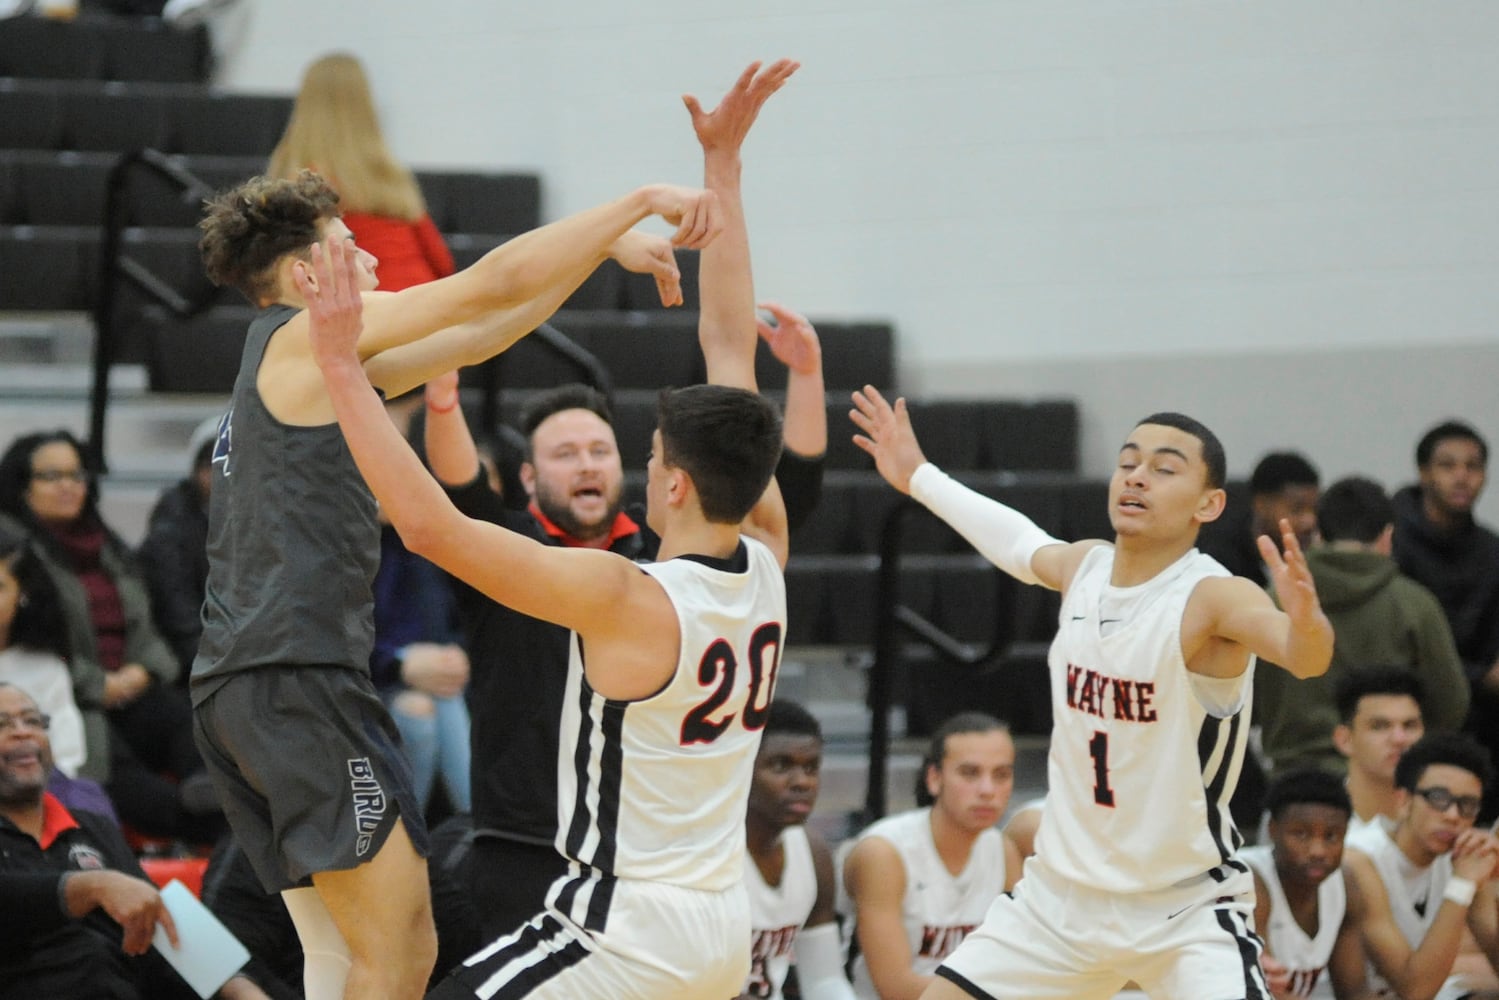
[{"x1": 191, "y1": 304, "x2": 379, "y2": 702}]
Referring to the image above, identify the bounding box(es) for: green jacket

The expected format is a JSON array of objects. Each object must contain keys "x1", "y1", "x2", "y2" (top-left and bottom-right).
[
  {"x1": 1257, "y1": 546, "x2": 1467, "y2": 775},
  {"x1": 0, "y1": 512, "x2": 179, "y2": 782}
]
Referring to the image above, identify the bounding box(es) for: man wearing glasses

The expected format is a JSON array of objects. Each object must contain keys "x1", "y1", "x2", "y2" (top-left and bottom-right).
[{"x1": 1343, "y1": 732, "x2": 1499, "y2": 1000}]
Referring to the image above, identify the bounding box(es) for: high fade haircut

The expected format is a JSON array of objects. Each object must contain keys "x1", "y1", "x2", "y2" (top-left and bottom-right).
[
  {"x1": 915, "y1": 711, "x2": 1010, "y2": 807},
  {"x1": 656, "y1": 385, "x2": 781, "y2": 524},
  {"x1": 1416, "y1": 420, "x2": 1488, "y2": 468},
  {"x1": 763, "y1": 700, "x2": 823, "y2": 741},
  {"x1": 1133, "y1": 412, "x2": 1226, "y2": 489},
  {"x1": 198, "y1": 170, "x2": 341, "y2": 305},
  {"x1": 1264, "y1": 766, "x2": 1352, "y2": 821},
  {"x1": 1317, "y1": 476, "x2": 1394, "y2": 544},
  {"x1": 519, "y1": 384, "x2": 615, "y2": 462},
  {"x1": 1395, "y1": 732, "x2": 1493, "y2": 794},
  {"x1": 1250, "y1": 451, "x2": 1319, "y2": 496},
  {"x1": 1334, "y1": 666, "x2": 1425, "y2": 724}
]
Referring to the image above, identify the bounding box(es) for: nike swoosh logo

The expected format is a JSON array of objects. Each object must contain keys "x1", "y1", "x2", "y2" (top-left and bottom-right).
[{"x1": 1070, "y1": 615, "x2": 1087, "y2": 621}]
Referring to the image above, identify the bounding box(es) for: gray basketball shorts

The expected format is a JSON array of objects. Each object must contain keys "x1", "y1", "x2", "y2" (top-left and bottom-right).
[{"x1": 192, "y1": 664, "x2": 430, "y2": 893}]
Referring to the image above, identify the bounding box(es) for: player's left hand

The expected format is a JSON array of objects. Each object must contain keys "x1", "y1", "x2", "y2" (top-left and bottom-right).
[
  {"x1": 610, "y1": 230, "x2": 683, "y2": 306},
  {"x1": 1259, "y1": 517, "x2": 1325, "y2": 628},
  {"x1": 683, "y1": 58, "x2": 800, "y2": 155},
  {"x1": 298, "y1": 237, "x2": 364, "y2": 371},
  {"x1": 756, "y1": 301, "x2": 822, "y2": 376},
  {"x1": 1259, "y1": 952, "x2": 1293, "y2": 999}
]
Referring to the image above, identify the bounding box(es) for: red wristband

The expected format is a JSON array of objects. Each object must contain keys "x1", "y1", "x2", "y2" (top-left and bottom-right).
[{"x1": 427, "y1": 394, "x2": 460, "y2": 414}]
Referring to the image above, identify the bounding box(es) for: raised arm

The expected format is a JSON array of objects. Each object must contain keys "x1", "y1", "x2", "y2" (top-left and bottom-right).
[
  {"x1": 757, "y1": 301, "x2": 826, "y2": 459},
  {"x1": 850, "y1": 385, "x2": 1095, "y2": 592},
  {"x1": 687, "y1": 58, "x2": 799, "y2": 566}
]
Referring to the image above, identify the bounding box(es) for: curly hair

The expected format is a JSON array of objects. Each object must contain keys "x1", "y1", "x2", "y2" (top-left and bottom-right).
[{"x1": 198, "y1": 170, "x2": 341, "y2": 304}]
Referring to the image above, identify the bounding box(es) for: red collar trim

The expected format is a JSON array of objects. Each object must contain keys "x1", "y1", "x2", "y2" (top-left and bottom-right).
[
  {"x1": 39, "y1": 793, "x2": 79, "y2": 850},
  {"x1": 529, "y1": 502, "x2": 640, "y2": 548}
]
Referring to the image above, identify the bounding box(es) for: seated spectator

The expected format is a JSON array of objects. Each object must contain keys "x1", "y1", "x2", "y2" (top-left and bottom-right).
[
  {"x1": 0, "y1": 431, "x2": 220, "y2": 843},
  {"x1": 1201, "y1": 450, "x2": 1320, "y2": 584},
  {"x1": 1243, "y1": 767, "x2": 1363, "y2": 998},
  {"x1": 1393, "y1": 420, "x2": 1499, "y2": 823},
  {"x1": 138, "y1": 416, "x2": 219, "y2": 681},
  {"x1": 1333, "y1": 666, "x2": 1427, "y2": 836},
  {"x1": 1344, "y1": 733, "x2": 1499, "y2": 1000},
  {"x1": 740, "y1": 700, "x2": 854, "y2": 1000},
  {"x1": 840, "y1": 712, "x2": 1021, "y2": 1000},
  {"x1": 0, "y1": 681, "x2": 265, "y2": 999},
  {"x1": 1258, "y1": 476, "x2": 1466, "y2": 777}
]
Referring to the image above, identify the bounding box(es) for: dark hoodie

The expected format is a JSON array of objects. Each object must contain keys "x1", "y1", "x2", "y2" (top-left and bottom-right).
[{"x1": 1256, "y1": 546, "x2": 1467, "y2": 774}]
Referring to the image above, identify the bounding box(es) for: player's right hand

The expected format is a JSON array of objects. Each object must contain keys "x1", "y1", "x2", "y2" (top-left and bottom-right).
[{"x1": 641, "y1": 184, "x2": 722, "y2": 249}]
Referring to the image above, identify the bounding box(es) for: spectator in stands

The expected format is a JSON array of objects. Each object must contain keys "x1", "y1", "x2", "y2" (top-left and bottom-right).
[
  {"x1": 740, "y1": 700, "x2": 854, "y2": 1000},
  {"x1": 0, "y1": 430, "x2": 221, "y2": 844},
  {"x1": 1243, "y1": 767, "x2": 1363, "y2": 1000},
  {"x1": 138, "y1": 415, "x2": 219, "y2": 680},
  {"x1": 371, "y1": 415, "x2": 472, "y2": 817},
  {"x1": 1257, "y1": 477, "x2": 1466, "y2": 777},
  {"x1": 420, "y1": 61, "x2": 824, "y2": 939},
  {"x1": 840, "y1": 712, "x2": 1021, "y2": 1000},
  {"x1": 1393, "y1": 420, "x2": 1499, "y2": 823},
  {"x1": 268, "y1": 52, "x2": 456, "y2": 295},
  {"x1": 1333, "y1": 666, "x2": 1426, "y2": 836},
  {"x1": 0, "y1": 681, "x2": 267, "y2": 999},
  {"x1": 1201, "y1": 450, "x2": 1320, "y2": 584},
  {"x1": 1343, "y1": 733, "x2": 1499, "y2": 1000}
]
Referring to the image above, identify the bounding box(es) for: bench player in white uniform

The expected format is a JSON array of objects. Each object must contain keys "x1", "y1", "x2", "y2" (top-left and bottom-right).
[
  {"x1": 1343, "y1": 733, "x2": 1499, "y2": 1000},
  {"x1": 740, "y1": 700, "x2": 855, "y2": 1000},
  {"x1": 1243, "y1": 767, "x2": 1362, "y2": 999},
  {"x1": 307, "y1": 67, "x2": 800, "y2": 1000},
  {"x1": 1332, "y1": 667, "x2": 1426, "y2": 840},
  {"x1": 850, "y1": 391, "x2": 1337, "y2": 1000},
  {"x1": 842, "y1": 712, "x2": 1021, "y2": 1000}
]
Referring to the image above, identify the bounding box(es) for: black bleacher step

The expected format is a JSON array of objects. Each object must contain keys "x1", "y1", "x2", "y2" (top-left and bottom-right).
[{"x1": 0, "y1": 14, "x2": 209, "y2": 84}]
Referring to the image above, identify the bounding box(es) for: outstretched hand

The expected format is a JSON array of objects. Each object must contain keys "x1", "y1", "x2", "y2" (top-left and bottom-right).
[
  {"x1": 1258, "y1": 518, "x2": 1325, "y2": 627},
  {"x1": 296, "y1": 237, "x2": 364, "y2": 372},
  {"x1": 640, "y1": 184, "x2": 722, "y2": 249},
  {"x1": 850, "y1": 385, "x2": 928, "y2": 494},
  {"x1": 683, "y1": 58, "x2": 800, "y2": 156},
  {"x1": 756, "y1": 301, "x2": 821, "y2": 376},
  {"x1": 610, "y1": 230, "x2": 683, "y2": 306}
]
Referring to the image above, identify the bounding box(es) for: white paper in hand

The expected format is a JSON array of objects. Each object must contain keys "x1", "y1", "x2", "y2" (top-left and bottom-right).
[{"x1": 151, "y1": 878, "x2": 252, "y2": 998}]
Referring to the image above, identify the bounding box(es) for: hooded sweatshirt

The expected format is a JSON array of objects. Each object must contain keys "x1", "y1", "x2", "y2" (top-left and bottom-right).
[{"x1": 1256, "y1": 546, "x2": 1467, "y2": 774}]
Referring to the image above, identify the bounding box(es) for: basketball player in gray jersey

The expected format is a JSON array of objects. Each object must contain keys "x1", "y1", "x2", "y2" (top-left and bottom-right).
[{"x1": 189, "y1": 169, "x2": 721, "y2": 1000}]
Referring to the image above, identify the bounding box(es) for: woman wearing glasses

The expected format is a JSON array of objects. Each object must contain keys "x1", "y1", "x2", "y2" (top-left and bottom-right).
[{"x1": 0, "y1": 431, "x2": 221, "y2": 844}]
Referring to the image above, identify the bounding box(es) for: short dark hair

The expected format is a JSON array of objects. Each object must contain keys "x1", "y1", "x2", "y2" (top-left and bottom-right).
[
  {"x1": 1394, "y1": 733, "x2": 1492, "y2": 794},
  {"x1": 915, "y1": 711, "x2": 1009, "y2": 807},
  {"x1": 1250, "y1": 451, "x2": 1319, "y2": 496},
  {"x1": 0, "y1": 429, "x2": 104, "y2": 533},
  {"x1": 1335, "y1": 666, "x2": 1425, "y2": 724},
  {"x1": 763, "y1": 700, "x2": 823, "y2": 741},
  {"x1": 519, "y1": 384, "x2": 614, "y2": 461},
  {"x1": 1317, "y1": 477, "x2": 1394, "y2": 544},
  {"x1": 1264, "y1": 766, "x2": 1352, "y2": 821},
  {"x1": 199, "y1": 170, "x2": 341, "y2": 304},
  {"x1": 1416, "y1": 420, "x2": 1488, "y2": 468},
  {"x1": 0, "y1": 529, "x2": 71, "y2": 661},
  {"x1": 1134, "y1": 412, "x2": 1226, "y2": 489},
  {"x1": 656, "y1": 385, "x2": 781, "y2": 524}
]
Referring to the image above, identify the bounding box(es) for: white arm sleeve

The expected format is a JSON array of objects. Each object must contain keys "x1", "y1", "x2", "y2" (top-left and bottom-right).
[
  {"x1": 908, "y1": 462, "x2": 1060, "y2": 587},
  {"x1": 795, "y1": 922, "x2": 858, "y2": 1000}
]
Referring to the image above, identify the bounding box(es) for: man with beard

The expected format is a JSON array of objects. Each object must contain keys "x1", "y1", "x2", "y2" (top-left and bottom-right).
[
  {"x1": 0, "y1": 681, "x2": 265, "y2": 999},
  {"x1": 421, "y1": 59, "x2": 824, "y2": 939},
  {"x1": 1344, "y1": 733, "x2": 1499, "y2": 1000},
  {"x1": 1393, "y1": 421, "x2": 1499, "y2": 823}
]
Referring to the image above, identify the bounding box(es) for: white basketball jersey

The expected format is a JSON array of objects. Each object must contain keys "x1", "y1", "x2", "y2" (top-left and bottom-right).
[
  {"x1": 848, "y1": 808, "x2": 1007, "y2": 999},
  {"x1": 1242, "y1": 845, "x2": 1345, "y2": 999},
  {"x1": 742, "y1": 826, "x2": 817, "y2": 1000},
  {"x1": 1036, "y1": 545, "x2": 1254, "y2": 893},
  {"x1": 552, "y1": 538, "x2": 787, "y2": 910},
  {"x1": 1345, "y1": 821, "x2": 1470, "y2": 1000}
]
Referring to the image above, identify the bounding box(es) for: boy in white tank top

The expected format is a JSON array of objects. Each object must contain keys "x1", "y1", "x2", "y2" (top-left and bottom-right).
[
  {"x1": 1342, "y1": 733, "x2": 1499, "y2": 1000},
  {"x1": 841, "y1": 713, "x2": 1020, "y2": 1000},
  {"x1": 1331, "y1": 666, "x2": 1426, "y2": 838},
  {"x1": 850, "y1": 393, "x2": 1337, "y2": 999},
  {"x1": 741, "y1": 700, "x2": 854, "y2": 1000},
  {"x1": 1244, "y1": 767, "x2": 1361, "y2": 999}
]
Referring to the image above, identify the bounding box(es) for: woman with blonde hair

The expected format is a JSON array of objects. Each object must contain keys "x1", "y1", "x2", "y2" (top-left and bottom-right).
[{"x1": 269, "y1": 52, "x2": 456, "y2": 292}]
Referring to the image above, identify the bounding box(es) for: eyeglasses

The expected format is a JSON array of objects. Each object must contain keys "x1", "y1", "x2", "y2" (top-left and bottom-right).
[
  {"x1": 0, "y1": 711, "x2": 51, "y2": 734},
  {"x1": 1414, "y1": 786, "x2": 1483, "y2": 820},
  {"x1": 30, "y1": 469, "x2": 87, "y2": 484}
]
